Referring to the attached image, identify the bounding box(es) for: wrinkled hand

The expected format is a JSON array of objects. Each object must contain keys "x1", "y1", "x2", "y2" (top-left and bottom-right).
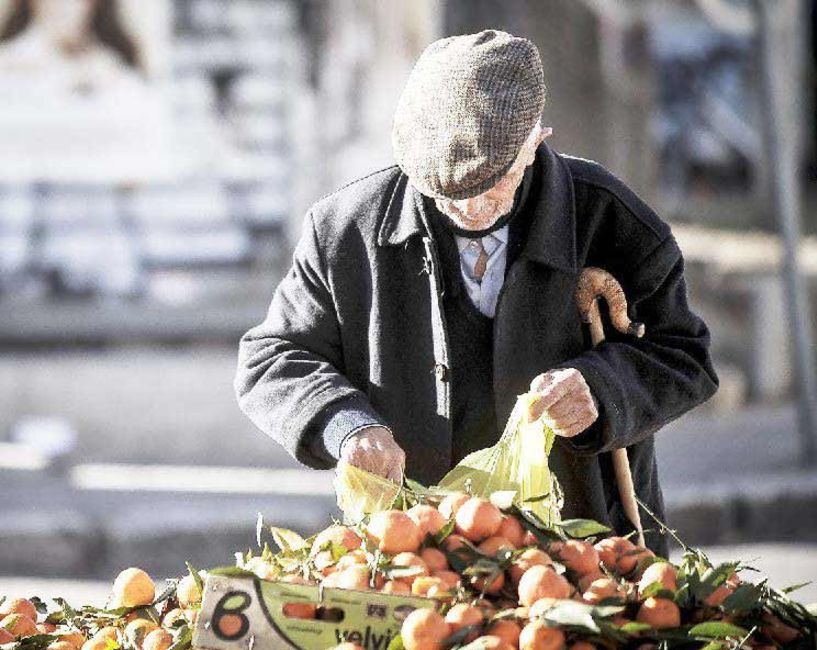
[
  {"x1": 339, "y1": 426, "x2": 405, "y2": 483},
  {"x1": 528, "y1": 368, "x2": 599, "y2": 437}
]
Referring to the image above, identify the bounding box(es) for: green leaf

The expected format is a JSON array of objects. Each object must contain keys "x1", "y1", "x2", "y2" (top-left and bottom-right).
[
  {"x1": 782, "y1": 581, "x2": 812, "y2": 595},
  {"x1": 51, "y1": 597, "x2": 77, "y2": 625},
  {"x1": 540, "y1": 600, "x2": 603, "y2": 633},
  {"x1": 185, "y1": 562, "x2": 204, "y2": 594},
  {"x1": 4, "y1": 635, "x2": 58, "y2": 650},
  {"x1": 618, "y1": 621, "x2": 653, "y2": 634},
  {"x1": 385, "y1": 565, "x2": 427, "y2": 580},
  {"x1": 433, "y1": 518, "x2": 455, "y2": 545},
  {"x1": 167, "y1": 627, "x2": 192, "y2": 650},
  {"x1": 404, "y1": 478, "x2": 430, "y2": 495},
  {"x1": 700, "y1": 642, "x2": 726, "y2": 650},
  {"x1": 557, "y1": 519, "x2": 611, "y2": 538},
  {"x1": 329, "y1": 542, "x2": 349, "y2": 562},
  {"x1": 522, "y1": 492, "x2": 552, "y2": 504},
  {"x1": 208, "y1": 566, "x2": 256, "y2": 578},
  {"x1": 639, "y1": 582, "x2": 676, "y2": 600},
  {"x1": 515, "y1": 508, "x2": 563, "y2": 544},
  {"x1": 688, "y1": 621, "x2": 749, "y2": 639},
  {"x1": 270, "y1": 527, "x2": 307, "y2": 553},
  {"x1": 28, "y1": 597, "x2": 48, "y2": 616},
  {"x1": 722, "y1": 583, "x2": 763, "y2": 612},
  {"x1": 443, "y1": 624, "x2": 482, "y2": 646},
  {"x1": 386, "y1": 634, "x2": 405, "y2": 650}
]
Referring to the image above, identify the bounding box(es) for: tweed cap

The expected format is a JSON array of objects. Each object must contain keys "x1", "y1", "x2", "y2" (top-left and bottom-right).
[{"x1": 392, "y1": 29, "x2": 546, "y2": 200}]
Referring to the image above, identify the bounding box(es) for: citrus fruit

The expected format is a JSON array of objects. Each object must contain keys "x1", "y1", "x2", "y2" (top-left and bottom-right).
[
  {"x1": 407, "y1": 504, "x2": 447, "y2": 537},
  {"x1": 367, "y1": 510, "x2": 422, "y2": 554},
  {"x1": 112, "y1": 568, "x2": 155, "y2": 608},
  {"x1": 511, "y1": 549, "x2": 552, "y2": 585},
  {"x1": 550, "y1": 540, "x2": 599, "y2": 575},
  {"x1": 636, "y1": 597, "x2": 681, "y2": 629},
  {"x1": 401, "y1": 608, "x2": 450, "y2": 650},
  {"x1": 638, "y1": 562, "x2": 677, "y2": 594},
  {"x1": 703, "y1": 573, "x2": 740, "y2": 607},
  {"x1": 310, "y1": 525, "x2": 362, "y2": 556},
  {"x1": 438, "y1": 493, "x2": 469, "y2": 519},
  {"x1": 282, "y1": 602, "x2": 317, "y2": 620},
  {"x1": 519, "y1": 620, "x2": 566, "y2": 650},
  {"x1": 143, "y1": 629, "x2": 173, "y2": 650},
  {"x1": 0, "y1": 613, "x2": 38, "y2": 637},
  {"x1": 594, "y1": 537, "x2": 638, "y2": 575},
  {"x1": 518, "y1": 565, "x2": 571, "y2": 605},
  {"x1": 380, "y1": 580, "x2": 410, "y2": 595},
  {"x1": 582, "y1": 577, "x2": 625, "y2": 604},
  {"x1": 0, "y1": 599, "x2": 37, "y2": 622},
  {"x1": 497, "y1": 516, "x2": 526, "y2": 547},
  {"x1": 412, "y1": 576, "x2": 447, "y2": 597},
  {"x1": 176, "y1": 574, "x2": 202, "y2": 609},
  {"x1": 488, "y1": 619, "x2": 521, "y2": 647},
  {"x1": 124, "y1": 619, "x2": 158, "y2": 648},
  {"x1": 445, "y1": 603, "x2": 483, "y2": 641},
  {"x1": 391, "y1": 552, "x2": 429, "y2": 587},
  {"x1": 455, "y1": 498, "x2": 504, "y2": 542},
  {"x1": 420, "y1": 547, "x2": 448, "y2": 572},
  {"x1": 433, "y1": 570, "x2": 461, "y2": 589}
]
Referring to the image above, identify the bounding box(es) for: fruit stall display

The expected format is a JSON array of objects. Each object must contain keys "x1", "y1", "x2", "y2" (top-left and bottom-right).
[{"x1": 1, "y1": 483, "x2": 816, "y2": 650}]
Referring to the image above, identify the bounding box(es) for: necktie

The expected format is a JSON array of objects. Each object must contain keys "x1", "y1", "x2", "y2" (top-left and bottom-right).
[{"x1": 473, "y1": 239, "x2": 489, "y2": 283}]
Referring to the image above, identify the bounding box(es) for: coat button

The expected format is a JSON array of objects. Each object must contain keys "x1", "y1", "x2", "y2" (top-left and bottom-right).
[{"x1": 433, "y1": 363, "x2": 449, "y2": 382}]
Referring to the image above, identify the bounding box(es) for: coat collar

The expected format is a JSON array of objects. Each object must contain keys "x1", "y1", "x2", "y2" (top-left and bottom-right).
[{"x1": 377, "y1": 142, "x2": 577, "y2": 273}]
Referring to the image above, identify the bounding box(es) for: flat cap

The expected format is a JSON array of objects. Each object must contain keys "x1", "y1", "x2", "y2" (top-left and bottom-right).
[{"x1": 392, "y1": 29, "x2": 546, "y2": 200}]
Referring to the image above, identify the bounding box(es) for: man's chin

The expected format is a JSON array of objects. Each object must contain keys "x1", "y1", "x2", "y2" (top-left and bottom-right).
[{"x1": 448, "y1": 210, "x2": 510, "y2": 232}]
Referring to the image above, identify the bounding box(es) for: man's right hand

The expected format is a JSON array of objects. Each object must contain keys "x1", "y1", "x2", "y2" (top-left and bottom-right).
[{"x1": 339, "y1": 426, "x2": 405, "y2": 483}]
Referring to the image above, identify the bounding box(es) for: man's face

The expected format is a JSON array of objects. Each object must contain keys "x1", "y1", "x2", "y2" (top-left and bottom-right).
[{"x1": 434, "y1": 124, "x2": 551, "y2": 231}]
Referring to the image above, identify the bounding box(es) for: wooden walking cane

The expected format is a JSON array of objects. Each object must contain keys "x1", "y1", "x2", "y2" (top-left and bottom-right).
[{"x1": 575, "y1": 268, "x2": 646, "y2": 548}]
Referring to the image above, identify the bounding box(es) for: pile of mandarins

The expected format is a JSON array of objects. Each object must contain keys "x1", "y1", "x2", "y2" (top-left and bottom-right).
[
  {"x1": 239, "y1": 492, "x2": 811, "y2": 650},
  {"x1": 2, "y1": 492, "x2": 812, "y2": 650},
  {"x1": 0, "y1": 566, "x2": 202, "y2": 650}
]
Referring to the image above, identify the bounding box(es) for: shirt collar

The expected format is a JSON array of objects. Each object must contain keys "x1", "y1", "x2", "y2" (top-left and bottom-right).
[
  {"x1": 453, "y1": 226, "x2": 509, "y2": 255},
  {"x1": 378, "y1": 142, "x2": 577, "y2": 273}
]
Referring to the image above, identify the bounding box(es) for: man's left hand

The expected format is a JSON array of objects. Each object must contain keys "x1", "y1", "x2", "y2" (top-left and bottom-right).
[{"x1": 528, "y1": 368, "x2": 598, "y2": 437}]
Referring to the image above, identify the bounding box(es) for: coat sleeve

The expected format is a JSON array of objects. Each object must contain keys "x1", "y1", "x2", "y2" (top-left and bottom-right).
[
  {"x1": 234, "y1": 211, "x2": 387, "y2": 469},
  {"x1": 560, "y1": 234, "x2": 718, "y2": 455}
]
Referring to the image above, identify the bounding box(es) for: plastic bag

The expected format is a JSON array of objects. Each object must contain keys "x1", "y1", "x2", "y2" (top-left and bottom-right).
[
  {"x1": 435, "y1": 393, "x2": 563, "y2": 525},
  {"x1": 334, "y1": 462, "x2": 402, "y2": 524},
  {"x1": 334, "y1": 393, "x2": 562, "y2": 526}
]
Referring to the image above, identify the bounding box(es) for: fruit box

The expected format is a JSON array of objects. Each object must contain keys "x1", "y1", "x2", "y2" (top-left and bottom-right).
[{"x1": 193, "y1": 573, "x2": 434, "y2": 650}]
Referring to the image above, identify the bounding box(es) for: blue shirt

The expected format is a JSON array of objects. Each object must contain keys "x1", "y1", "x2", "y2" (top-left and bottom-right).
[{"x1": 453, "y1": 225, "x2": 509, "y2": 318}]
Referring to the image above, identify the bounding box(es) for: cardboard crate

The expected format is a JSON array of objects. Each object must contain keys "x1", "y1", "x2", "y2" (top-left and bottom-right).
[{"x1": 193, "y1": 574, "x2": 435, "y2": 650}]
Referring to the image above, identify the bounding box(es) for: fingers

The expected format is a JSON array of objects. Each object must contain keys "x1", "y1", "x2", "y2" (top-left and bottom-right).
[
  {"x1": 529, "y1": 368, "x2": 599, "y2": 437},
  {"x1": 528, "y1": 368, "x2": 584, "y2": 419},
  {"x1": 548, "y1": 411, "x2": 598, "y2": 438},
  {"x1": 340, "y1": 426, "x2": 405, "y2": 481}
]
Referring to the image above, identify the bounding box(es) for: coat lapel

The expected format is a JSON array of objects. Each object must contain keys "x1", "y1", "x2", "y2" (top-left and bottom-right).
[{"x1": 519, "y1": 142, "x2": 578, "y2": 272}]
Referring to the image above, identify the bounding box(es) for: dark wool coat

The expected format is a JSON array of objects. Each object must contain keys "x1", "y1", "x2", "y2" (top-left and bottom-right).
[{"x1": 235, "y1": 142, "x2": 719, "y2": 555}]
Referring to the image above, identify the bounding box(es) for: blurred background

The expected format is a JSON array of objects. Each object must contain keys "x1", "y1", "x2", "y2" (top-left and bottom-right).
[{"x1": 2, "y1": 0, "x2": 817, "y2": 604}]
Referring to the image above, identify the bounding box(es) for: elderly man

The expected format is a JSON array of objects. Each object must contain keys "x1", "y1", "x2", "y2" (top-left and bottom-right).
[{"x1": 235, "y1": 30, "x2": 718, "y2": 554}]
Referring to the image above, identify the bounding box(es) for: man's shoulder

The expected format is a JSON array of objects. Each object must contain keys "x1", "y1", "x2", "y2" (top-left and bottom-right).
[
  {"x1": 562, "y1": 153, "x2": 671, "y2": 243},
  {"x1": 309, "y1": 164, "x2": 402, "y2": 235}
]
